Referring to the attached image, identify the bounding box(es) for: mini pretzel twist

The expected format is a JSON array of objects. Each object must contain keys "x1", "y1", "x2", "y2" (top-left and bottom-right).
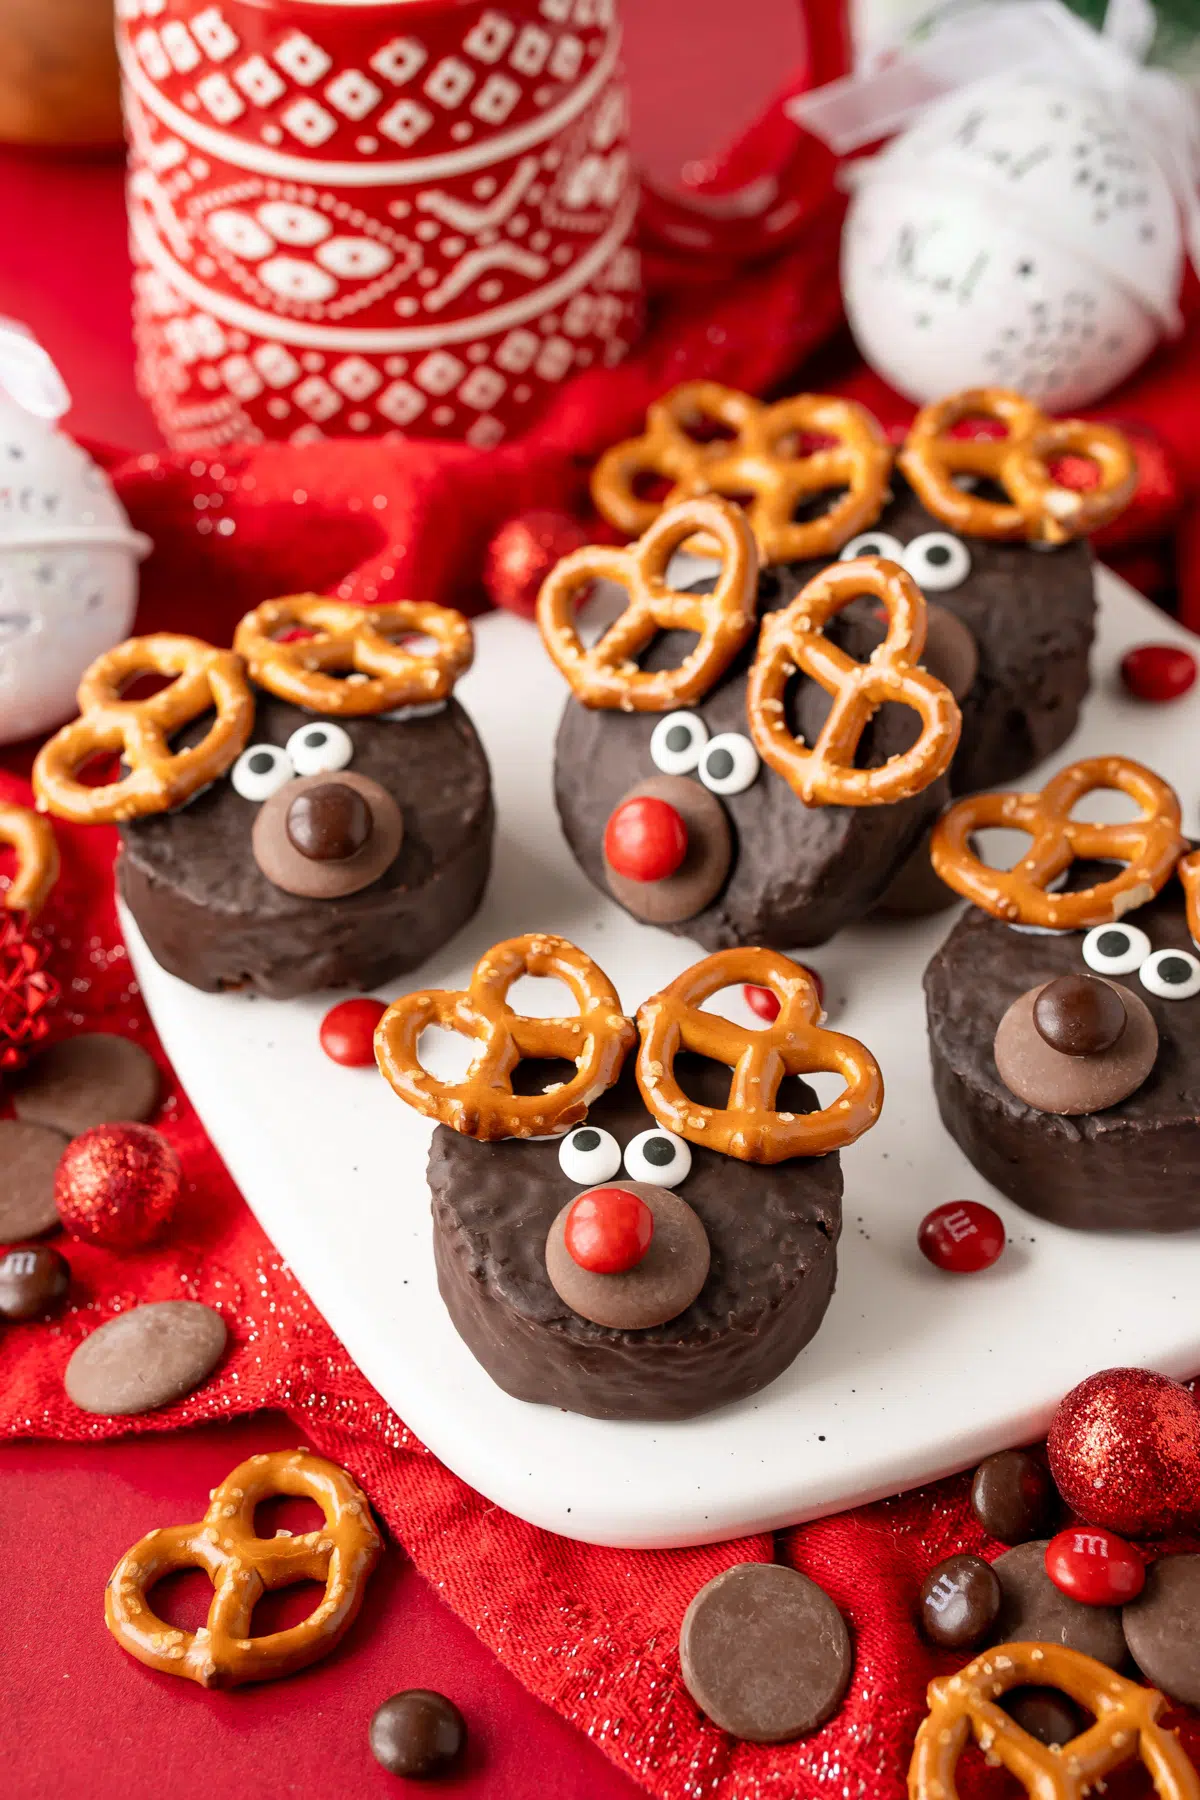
[
  {"x1": 104, "y1": 1449, "x2": 382, "y2": 1688},
  {"x1": 746, "y1": 557, "x2": 961, "y2": 807},
  {"x1": 1180, "y1": 847, "x2": 1200, "y2": 947},
  {"x1": 536, "y1": 497, "x2": 757, "y2": 712},
  {"x1": 375, "y1": 933, "x2": 636, "y2": 1140},
  {"x1": 0, "y1": 801, "x2": 59, "y2": 914},
  {"x1": 591, "y1": 381, "x2": 893, "y2": 565},
  {"x1": 636, "y1": 948, "x2": 883, "y2": 1162},
  {"x1": 234, "y1": 595, "x2": 473, "y2": 716},
  {"x1": 909, "y1": 1642, "x2": 1200, "y2": 1800},
  {"x1": 931, "y1": 756, "x2": 1186, "y2": 929},
  {"x1": 898, "y1": 388, "x2": 1137, "y2": 544},
  {"x1": 32, "y1": 635, "x2": 255, "y2": 825}
]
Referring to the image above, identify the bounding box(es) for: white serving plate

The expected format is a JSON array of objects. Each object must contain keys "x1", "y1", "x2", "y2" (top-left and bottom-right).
[{"x1": 126, "y1": 566, "x2": 1200, "y2": 1549}]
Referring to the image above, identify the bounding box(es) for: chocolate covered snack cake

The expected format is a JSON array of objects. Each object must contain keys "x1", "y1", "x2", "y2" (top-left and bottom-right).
[
  {"x1": 374, "y1": 933, "x2": 884, "y2": 1420},
  {"x1": 924, "y1": 756, "x2": 1200, "y2": 1231},
  {"x1": 33, "y1": 597, "x2": 493, "y2": 998}
]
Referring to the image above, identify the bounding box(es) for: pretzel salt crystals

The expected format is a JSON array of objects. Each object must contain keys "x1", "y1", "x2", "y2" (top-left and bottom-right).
[
  {"x1": 536, "y1": 497, "x2": 757, "y2": 712},
  {"x1": 747, "y1": 557, "x2": 961, "y2": 806},
  {"x1": 0, "y1": 801, "x2": 59, "y2": 915},
  {"x1": 636, "y1": 948, "x2": 883, "y2": 1162},
  {"x1": 1180, "y1": 848, "x2": 1200, "y2": 947},
  {"x1": 32, "y1": 635, "x2": 254, "y2": 824},
  {"x1": 375, "y1": 934, "x2": 636, "y2": 1140},
  {"x1": 234, "y1": 596, "x2": 473, "y2": 716},
  {"x1": 591, "y1": 382, "x2": 893, "y2": 565},
  {"x1": 931, "y1": 757, "x2": 1186, "y2": 930},
  {"x1": 899, "y1": 388, "x2": 1137, "y2": 545},
  {"x1": 105, "y1": 1449, "x2": 382, "y2": 1688},
  {"x1": 909, "y1": 1642, "x2": 1200, "y2": 1800}
]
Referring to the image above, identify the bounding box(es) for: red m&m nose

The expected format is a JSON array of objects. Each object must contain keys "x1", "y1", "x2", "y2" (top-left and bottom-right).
[
  {"x1": 604, "y1": 796, "x2": 688, "y2": 884},
  {"x1": 564, "y1": 1186, "x2": 654, "y2": 1274},
  {"x1": 1045, "y1": 1526, "x2": 1145, "y2": 1606}
]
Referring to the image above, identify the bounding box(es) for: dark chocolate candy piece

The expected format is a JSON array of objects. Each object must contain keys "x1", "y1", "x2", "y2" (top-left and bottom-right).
[
  {"x1": 991, "y1": 1541, "x2": 1127, "y2": 1668},
  {"x1": 918, "y1": 1554, "x2": 1001, "y2": 1651},
  {"x1": 286, "y1": 780, "x2": 372, "y2": 861},
  {"x1": 0, "y1": 1244, "x2": 70, "y2": 1321},
  {"x1": 971, "y1": 1450, "x2": 1054, "y2": 1545},
  {"x1": 1003, "y1": 1686, "x2": 1087, "y2": 1748},
  {"x1": 11, "y1": 1034, "x2": 159, "y2": 1138},
  {"x1": 253, "y1": 770, "x2": 404, "y2": 901},
  {"x1": 369, "y1": 1690, "x2": 467, "y2": 1779},
  {"x1": 1033, "y1": 974, "x2": 1127, "y2": 1056},
  {"x1": 994, "y1": 980, "x2": 1157, "y2": 1116},
  {"x1": 0, "y1": 1120, "x2": 66, "y2": 1238},
  {"x1": 1122, "y1": 1553, "x2": 1200, "y2": 1707},
  {"x1": 679, "y1": 1563, "x2": 852, "y2": 1742},
  {"x1": 65, "y1": 1300, "x2": 227, "y2": 1416},
  {"x1": 545, "y1": 1181, "x2": 709, "y2": 1329},
  {"x1": 602, "y1": 775, "x2": 731, "y2": 926}
]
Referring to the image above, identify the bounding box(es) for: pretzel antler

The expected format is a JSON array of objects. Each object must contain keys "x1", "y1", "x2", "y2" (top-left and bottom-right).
[
  {"x1": 1180, "y1": 848, "x2": 1200, "y2": 946},
  {"x1": 591, "y1": 381, "x2": 893, "y2": 565},
  {"x1": 899, "y1": 388, "x2": 1137, "y2": 544},
  {"x1": 0, "y1": 801, "x2": 59, "y2": 915},
  {"x1": 234, "y1": 596, "x2": 473, "y2": 716},
  {"x1": 636, "y1": 948, "x2": 883, "y2": 1162}
]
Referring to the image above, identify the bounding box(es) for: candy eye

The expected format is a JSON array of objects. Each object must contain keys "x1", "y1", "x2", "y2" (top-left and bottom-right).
[
  {"x1": 698, "y1": 732, "x2": 760, "y2": 796},
  {"x1": 650, "y1": 710, "x2": 709, "y2": 776},
  {"x1": 839, "y1": 530, "x2": 904, "y2": 562},
  {"x1": 232, "y1": 743, "x2": 295, "y2": 802},
  {"x1": 623, "y1": 1128, "x2": 692, "y2": 1187},
  {"x1": 1140, "y1": 948, "x2": 1200, "y2": 1000},
  {"x1": 902, "y1": 531, "x2": 972, "y2": 591},
  {"x1": 286, "y1": 721, "x2": 354, "y2": 776},
  {"x1": 1082, "y1": 923, "x2": 1151, "y2": 976},
  {"x1": 558, "y1": 1126, "x2": 621, "y2": 1185}
]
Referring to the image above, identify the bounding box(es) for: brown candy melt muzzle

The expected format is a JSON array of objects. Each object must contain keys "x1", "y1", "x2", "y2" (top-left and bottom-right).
[
  {"x1": 253, "y1": 770, "x2": 402, "y2": 899},
  {"x1": 603, "y1": 776, "x2": 732, "y2": 925}
]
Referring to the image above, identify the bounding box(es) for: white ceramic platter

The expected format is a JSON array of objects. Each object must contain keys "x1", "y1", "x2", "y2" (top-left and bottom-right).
[{"x1": 125, "y1": 566, "x2": 1200, "y2": 1549}]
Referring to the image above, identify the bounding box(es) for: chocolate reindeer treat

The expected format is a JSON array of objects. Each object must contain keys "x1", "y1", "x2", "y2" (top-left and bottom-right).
[
  {"x1": 32, "y1": 599, "x2": 493, "y2": 998},
  {"x1": 375, "y1": 934, "x2": 884, "y2": 1420},
  {"x1": 925, "y1": 757, "x2": 1200, "y2": 1231}
]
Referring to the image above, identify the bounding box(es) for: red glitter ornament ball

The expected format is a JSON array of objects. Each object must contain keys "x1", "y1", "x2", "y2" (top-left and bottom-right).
[
  {"x1": 0, "y1": 911, "x2": 58, "y2": 1070},
  {"x1": 1120, "y1": 643, "x2": 1197, "y2": 703},
  {"x1": 1044, "y1": 1526, "x2": 1145, "y2": 1607},
  {"x1": 1048, "y1": 1367, "x2": 1200, "y2": 1537},
  {"x1": 483, "y1": 510, "x2": 589, "y2": 619},
  {"x1": 320, "y1": 997, "x2": 388, "y2": 1067},
  {"x1": 917, "y1": 1201, "x2": 1005, "y2": 1274},
  {"x1": 54, "y1": 1122, "x2": 182, "y2": 1250}
]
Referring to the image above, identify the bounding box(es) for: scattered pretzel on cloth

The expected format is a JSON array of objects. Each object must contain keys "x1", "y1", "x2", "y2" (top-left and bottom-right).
[
  {"x1": 931, "y1": 756, "x2": 1187, "y2": 929},
  {"x1": 636, "y1": 947, "x2": 883, "y2": 1162},
  {"x1": 374, "y1": 933, "x2": 637, "y2": 1140},
  {"x1": 0, "y1": 801, "x2": 59, "y2": 915},
  {"x1": 747, "y1": 556, "x2": 961, "y2": 807},
  {"x1": 536, "y1": 496, "x2": 758, "y2": 712},
  {"x1": 908, "y1": 1641, "x2": 1200, "y2": 1800},
  {"x1": 105, "y1": 1448, "x2": 382, "y2": 1688},
  {"x1": 234, "y1": 595, "x2": 473, "y2": 716},
  {"x1": 898, "y1": 388, "x2": 1137, "y2": 545},
  {"x1": 590, "y1": 381, "x2": 893, "y2": 566}
]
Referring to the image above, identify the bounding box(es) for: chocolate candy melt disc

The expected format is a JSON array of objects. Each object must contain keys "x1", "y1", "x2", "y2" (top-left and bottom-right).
[
  {"x1": 679, "y1": 1562, "x2": 852, "y2": 1742},
  {"x1": 0, "y1": 1119, "x2": 66, "y2": 1239},
  {"x1": 11, "y1": 1033, "x2": 160, "y2": 1137},
  {"x1": 65, "y1": 1300, "x2": 226, "y2": 1416},
  {"x1": 1122, "y1": 1554, "x2": 1200, "y2": 1708},
  {"x1": 1003, "y1": 1686, "x2": 1087, "y2": 1749},
  {"x1": 991, "y1": 1540, "x2": 1127, "y2": 1669}
]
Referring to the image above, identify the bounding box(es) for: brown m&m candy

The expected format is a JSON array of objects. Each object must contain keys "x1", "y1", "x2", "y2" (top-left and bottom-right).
[
  {"x1": 286, "y1": 782, "x2": 372, "y2": 862},
  {"x1": 0, "y1": 1244, "x2": 69, "y2": 1320},
  {"x1": 918, "y1": 1554, "x2": 1000, "y2": 1651},
  {"x1": 971, "y1": 1449, "x2": 1054, "y2": 1545},
  {"x1": 369, "y1": 1690, "x2": 467, "y2": 1779},
  {"x1": 1033, "y1": 973, "x2": 1127, "y2": 1056},
  {"x1": 991, "y1": 1540, "x2": 1127, "y2": 1668}
]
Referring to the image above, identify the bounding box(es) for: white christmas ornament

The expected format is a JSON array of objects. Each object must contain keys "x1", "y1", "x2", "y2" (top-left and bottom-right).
[{"x1": 0, "y1": 327, "x2": 151, "y2": 746}]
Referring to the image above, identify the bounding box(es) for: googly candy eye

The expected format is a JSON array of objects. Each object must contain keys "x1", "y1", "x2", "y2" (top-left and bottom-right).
[
  {"x1": 698, "y1": 732, "x2": 760, "y2": 796},
  {"x1": 286, "y1": 721, "x2": 353, "y2": 777},
  {"x1": 902, "y1": 532, "x2": 972, "y2": 592},
  {"x1": 1082, "y1": 923, "x2": 1151, "y2": 977},
  {"x1": 650, "y1": 711, "x2": 709, "y2": 776},
  {"x1": 1139, "y1": 948, "x2": 1200, "y2": 1000},
  {"x1": 839, "y1": 531, "x2": 904, "y2": 562},
  {"x1": 232, "y1": 743, "x2": 295, "y2": 802},
  {"x1": 558, "y1": 1126, "x2": 622, "y2": 1185},
  {"x1": 624, "y1": 1127, "x2": 692, "y2": 1187}
]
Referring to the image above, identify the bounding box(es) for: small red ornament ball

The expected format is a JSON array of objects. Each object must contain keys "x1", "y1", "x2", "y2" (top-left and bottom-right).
[
  {"x1": 1044, "y1": 1526, "x2": 1144, "y2": 1607},
  {"x1": 917, "y1": 1201, "x2": 1005, "y2": 1274},
  {"x1": 54, "y1": 1122, "x2": 181, "y2": 1250},
  {"x1": 320, "y1": 997, "x2": 388, "y2": 1067},
  {"x1": 483, "y1": 509, "x2": 589, "y2": 619},
  {"x1": 604, "y1": 796, "x2": 687, "y2": 884},
  {"x1": 744, "y1": 968, "x2": 823, "y2": 1022},
  {"x1": 1048, "y1": 1367, "x2": 1200, "y2": 1537},
  {"x1": 564, "y1": 1186, "x2": 654, "y2": 1274},
  {"x1": 1120, "y1": 643, "x2": 1197, "y2": 703}
]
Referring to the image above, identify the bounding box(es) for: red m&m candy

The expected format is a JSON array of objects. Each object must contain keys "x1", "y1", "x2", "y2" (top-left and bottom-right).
[
  {"x1": 917, "y1": 1201, "x2": 1005, "y2": 1274},
  {"x1": 1120, "y1": 644, "x2": 1197, "y2": 704},
  {"x1": 320, "y1": 997, "x2": 388, "y2": 1067},
  {"x1": 564, "y1": 1186, "x2": 654, "y2": 1274},
  {"x1": 1045, "y1": 1526, "x2": 1145, "y2": 1607},
  {"x1": 744, "y1": 967, "x2": 823, "y2": 1023},
  {"x1": 604, "y1": 796, "x2": 688, "y2": 884}
]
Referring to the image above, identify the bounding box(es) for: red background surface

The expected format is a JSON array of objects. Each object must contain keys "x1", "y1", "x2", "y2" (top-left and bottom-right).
[{"x1": 0, "y1": 5, "x2": 810, "y2": 1796}]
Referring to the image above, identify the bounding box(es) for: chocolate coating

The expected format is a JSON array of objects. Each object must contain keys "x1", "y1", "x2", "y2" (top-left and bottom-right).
[
  {"x1": 1003, "y1": 1687, "x2": 1087, "y2": 1748},
  {"x1": 1033, "y1": 973, "x2": 1128, "y2": 1056},
  {"x1": 925, "y1": 873, "x2": 1200, "y2": 1230},
  {"x1": 0, "y1": 1120, "x2": 66, "y2": 1239},
  {"x1": 11, "y1": 1034, "x2": 159, "y2": 1137},
  {"x1": 991, "y1": 1541, "x2": 1127, "y2": 1668},
  {"x1": 603, "y1": 775, "x2": 732, "y2": 925},
  {"x1": 921, "y1": 603, "x2": 979, "y2": 704},
  {"x1": 253, "y1": 771, "x2": 403, "y2": 900},
  {"x1": 119, "y1": 694, "x2": 493, "y2": 999},
  {"x1": 1122, "y1": 1555, "x2": 1200, "y2": 1707},
  {"x1": 918, "y1": 1554, "x2": 1001, "y2": 1651},
  {"x1": 971, "y1": 1450, "x2": 1054, "y2": 1545},
  {"x1": 429, "y1": 1057, "x2": 841, "y2": 1420},
  {"x1": 286, "y1": 781, "x2": 372, "y2": 861},
  {"x1": 0, "y1": 1244, "x2": 70, "y2": 1321},
  {"x1": 875, "y1": 825, "x2": 958, "y2": 919},
  {"x1": 369, "y1": 1690, "x2": 467, "y2": 1779},
  {"x1": 65, "y1": 1300, "x2": 227, "y2": 1416},
  {"x1": 679, "y1": 1563, "x2": 852, "y2": 1742},
  {"x1": 545, "y1": 1181, "x2": 710, "y2": 1329}
]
